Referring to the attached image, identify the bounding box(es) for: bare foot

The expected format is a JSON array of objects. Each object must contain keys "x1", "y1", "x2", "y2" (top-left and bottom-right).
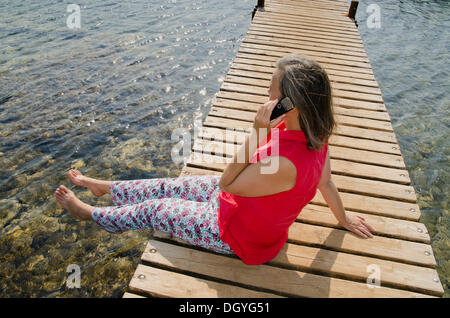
[
  {"x1": 55, "y1": 185, "x2": 94, "y2": 221},
  {"x1": 67, "y1": 169, "x2": 110, "y2": 197}
]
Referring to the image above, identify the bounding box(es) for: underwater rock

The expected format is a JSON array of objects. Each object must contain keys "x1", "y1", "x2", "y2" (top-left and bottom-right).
[
  {"x1": 0, "y1": 199, "x2": 21, "y2": 226},
  {"x1": 27, "y1": 254, "x2": 45, "y2": 271},
  {"x1": 71, "y1": 159, "x2": 85, "y2": 170}
]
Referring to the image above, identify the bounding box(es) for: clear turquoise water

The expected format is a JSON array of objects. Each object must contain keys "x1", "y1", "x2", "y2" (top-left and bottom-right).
[{"x1": 0, "y1": 0, "x2": 448, "y2": 297}]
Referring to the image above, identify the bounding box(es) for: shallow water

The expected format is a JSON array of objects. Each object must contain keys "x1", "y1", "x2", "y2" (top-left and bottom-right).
[
  {"x1": 0, "y1": 0, "x2": 448, "y2": 297},
  {"x1": 355, "y1": 0, "x2": 449, "y2": 296}
]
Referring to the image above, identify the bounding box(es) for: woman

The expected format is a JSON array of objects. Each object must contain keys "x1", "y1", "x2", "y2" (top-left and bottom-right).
[{"x1": 55, "y1": 54, "x2": 375, "y2": 265}]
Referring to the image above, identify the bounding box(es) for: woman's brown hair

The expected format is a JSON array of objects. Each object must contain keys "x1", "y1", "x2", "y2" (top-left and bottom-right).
[{"x1": 276, "y1": 54, "x2": 336, "y2": 151}]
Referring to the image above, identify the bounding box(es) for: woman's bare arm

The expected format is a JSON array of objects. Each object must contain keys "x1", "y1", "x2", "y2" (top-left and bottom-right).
[
  {"x1": 219, "y1": 99, "x2": 293, "y2": 196},
  {"x1": 317, "y1": 149, "x2": 375, "y2": 238}
]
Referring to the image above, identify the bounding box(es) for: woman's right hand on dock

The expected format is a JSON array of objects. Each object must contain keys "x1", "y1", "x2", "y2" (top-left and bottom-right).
[{"x1": 342, "y1": 214, "x2": 375, "y2": 239}]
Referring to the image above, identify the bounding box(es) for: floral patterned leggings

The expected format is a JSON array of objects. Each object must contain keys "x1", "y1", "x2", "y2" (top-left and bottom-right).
[{"x1": 91, "y1": 175, "x2": 234, "y2": 255}]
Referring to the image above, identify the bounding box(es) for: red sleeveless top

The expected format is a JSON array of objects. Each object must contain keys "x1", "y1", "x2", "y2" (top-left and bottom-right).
[{"x1": 218, "y1": 122, "x2": 329, "y2": 265}]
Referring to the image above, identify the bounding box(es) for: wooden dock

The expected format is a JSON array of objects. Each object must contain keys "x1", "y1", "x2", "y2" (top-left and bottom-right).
[{"x1": 124, "y1": 0, "x2": 444, "y2": 298}]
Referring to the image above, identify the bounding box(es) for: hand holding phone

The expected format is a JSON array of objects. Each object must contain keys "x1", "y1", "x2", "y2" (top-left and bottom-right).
[{"x1": 270, "y1": 96, "x2": 294, "y2": 121}]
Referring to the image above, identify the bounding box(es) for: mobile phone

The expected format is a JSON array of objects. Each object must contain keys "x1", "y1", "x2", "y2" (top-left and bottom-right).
[{"x1": 270, "y1": 96, "x2": 294, "y2": 121}]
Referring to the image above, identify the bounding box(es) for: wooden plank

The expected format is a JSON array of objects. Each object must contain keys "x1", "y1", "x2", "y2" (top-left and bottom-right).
[
  {"x1": 217, "y1": 86, "x2": 385, "y2": 111},
  {"x1": 244, "y1": 35, "x2": 368, "y2": 60},
  {"x1": 330, "y1": 174, "x2": 416, "y2": 202},
  {"x1": 204, "y1": 114, "x2": 398, "y2": 144},
  {"x1": 181, "y1": 165, "x2": 222, "y2": 177},
  {"x1": 269, "y1": 0, "x2": 349, "y2": 13},
  {"x1": 272, "y1": 0, "x2": 347, "y2": 5},
  {"x1": 220, "y1": 80, "x2": 383, "y2": 104},
  {"x1": 272, "y1": 0, "x2": 349, "y2": 5},
  {"x1": 238, "y1": 45, "x2": 372, "y2": 70},
  {"x1": 188, "y1": 147, "x2": 410, "y2": 185},
  {"x1": 249, "y1": 25, "x2": 364, "y2": 49},
  {"x1": 219, "y1": 89, "x2": 385, "y2": 120},
  {"x1": 251, "y1": 20, "x2": 363, "y2": 41},
  {"x1": 238, "y1": 46, "x2": 371, "y2": 72},
  {"x1": 192, "y1": 132, "x2": 408, "y2": 181},
  {"x1": 252, "y1": 17, "x2": 361, "y2": 38},
  {"x1": 199, "y1": 121, "x2": 401, "y2": 155},
  {"x1": 333, "y1": 88, "x2": 384, "y2": 103},
  {"x1": 263, "y1": 6, "x2": 355, "y2": 24},
  {"x1": 288, "y1": 223, "x2": 436, "y2": 268},
  {"x1": 270, "y1": 2, "x2": 348, "y2": 15},
  {"x1": 246, "y1": 32, "x2": 367, "y2": 54},
  {"x1": 191, "y1": 147, "x2": 408, "y2": 184},
  {"x1": 225, "y1": 72, "x2": 383, "y2": 96},
  {"x1": 248, "y1": 28, "x2": 365, "y2": 51},
  {"x1": 312, "y1": 189, "x2": 421, "y2": 221},
  {"x1": 252, "y1": 16, "x2": 356, "y2": 35},
  {"x1": 266, "y1": 3, "x2": 348, "y2": 15},
  {"x1": 214, "y1": 95, "x2": 390, "y2": 121},
  {"x1": 198, "y1": 125, "x2": 405, "y2": 168},
  {"x1": 330, "y1": 159, "x2": 410, "y2": 184},
  {"x1": 260, "y1": 1, "x2": 355, "y2": 18},
  {"x1": 270, "y1": 0, "x2": 349, "y2": 10},
  {"x1": 142, "y1": 240, "x2": 435, "y2": 298},
  {"x1": 190, "y1": 140, "x2": 415, "y2": 201},
  {"x1": 269, "y1": 0, "x2": 349, "y2": 9},
  {"x1": 333, "y1": 82, "x2": 382, "y2": 95},
  {"x1": 225, "y1": 71, "x2": 383, "y2": 98},
  {"x1": 334, "y1": 97, "x2": 387, "y2": 112},
  {"x1": 238, "y1": 48, "x2": 371, "y2": 76},
  {"x1": 154, "y1": 230, "x2": 442, "y2": 297},
  {"x1": 298, "y1": 204, "x2": 430, "y2": 244},
  {"x1": 254, "y1": 10, "x2": 360, "y2": 31},
  {"x1": 265, "y1": 3, "x2": 350, "y2": 14},
  {"x1": 122, "y1": 292, "x2": 146, "y2": 298},
  {"x1": 235, "y1": 53, "x2": 375, "y2": 77},
  {"x1": 327, "y1": 144, "x2": 404, "y2": 168},
  {"x1": 181, "y1": 166, "x2": 421, "y2": 221},
  {"x1": 209, "y1": 106, "x2": 392, "y2": 132},
  {"x1": 273, "y1": 242, "x2": 443, "y2": 297},
  {"x1": 245, "y1": 30, "x2": 367, "y2": 56},
  {"x1": 263, "y1": 4, "x2": 351, "y2": 18},
  {"x1": 233, "y1": 57, "x2": 376, "y2": 80},
  {"x1": 129, "y1": 264, "x2": 283, "y2": 298},
  {"x1": 336, "y1": 114, "x2": 392, "y2": 132}
]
